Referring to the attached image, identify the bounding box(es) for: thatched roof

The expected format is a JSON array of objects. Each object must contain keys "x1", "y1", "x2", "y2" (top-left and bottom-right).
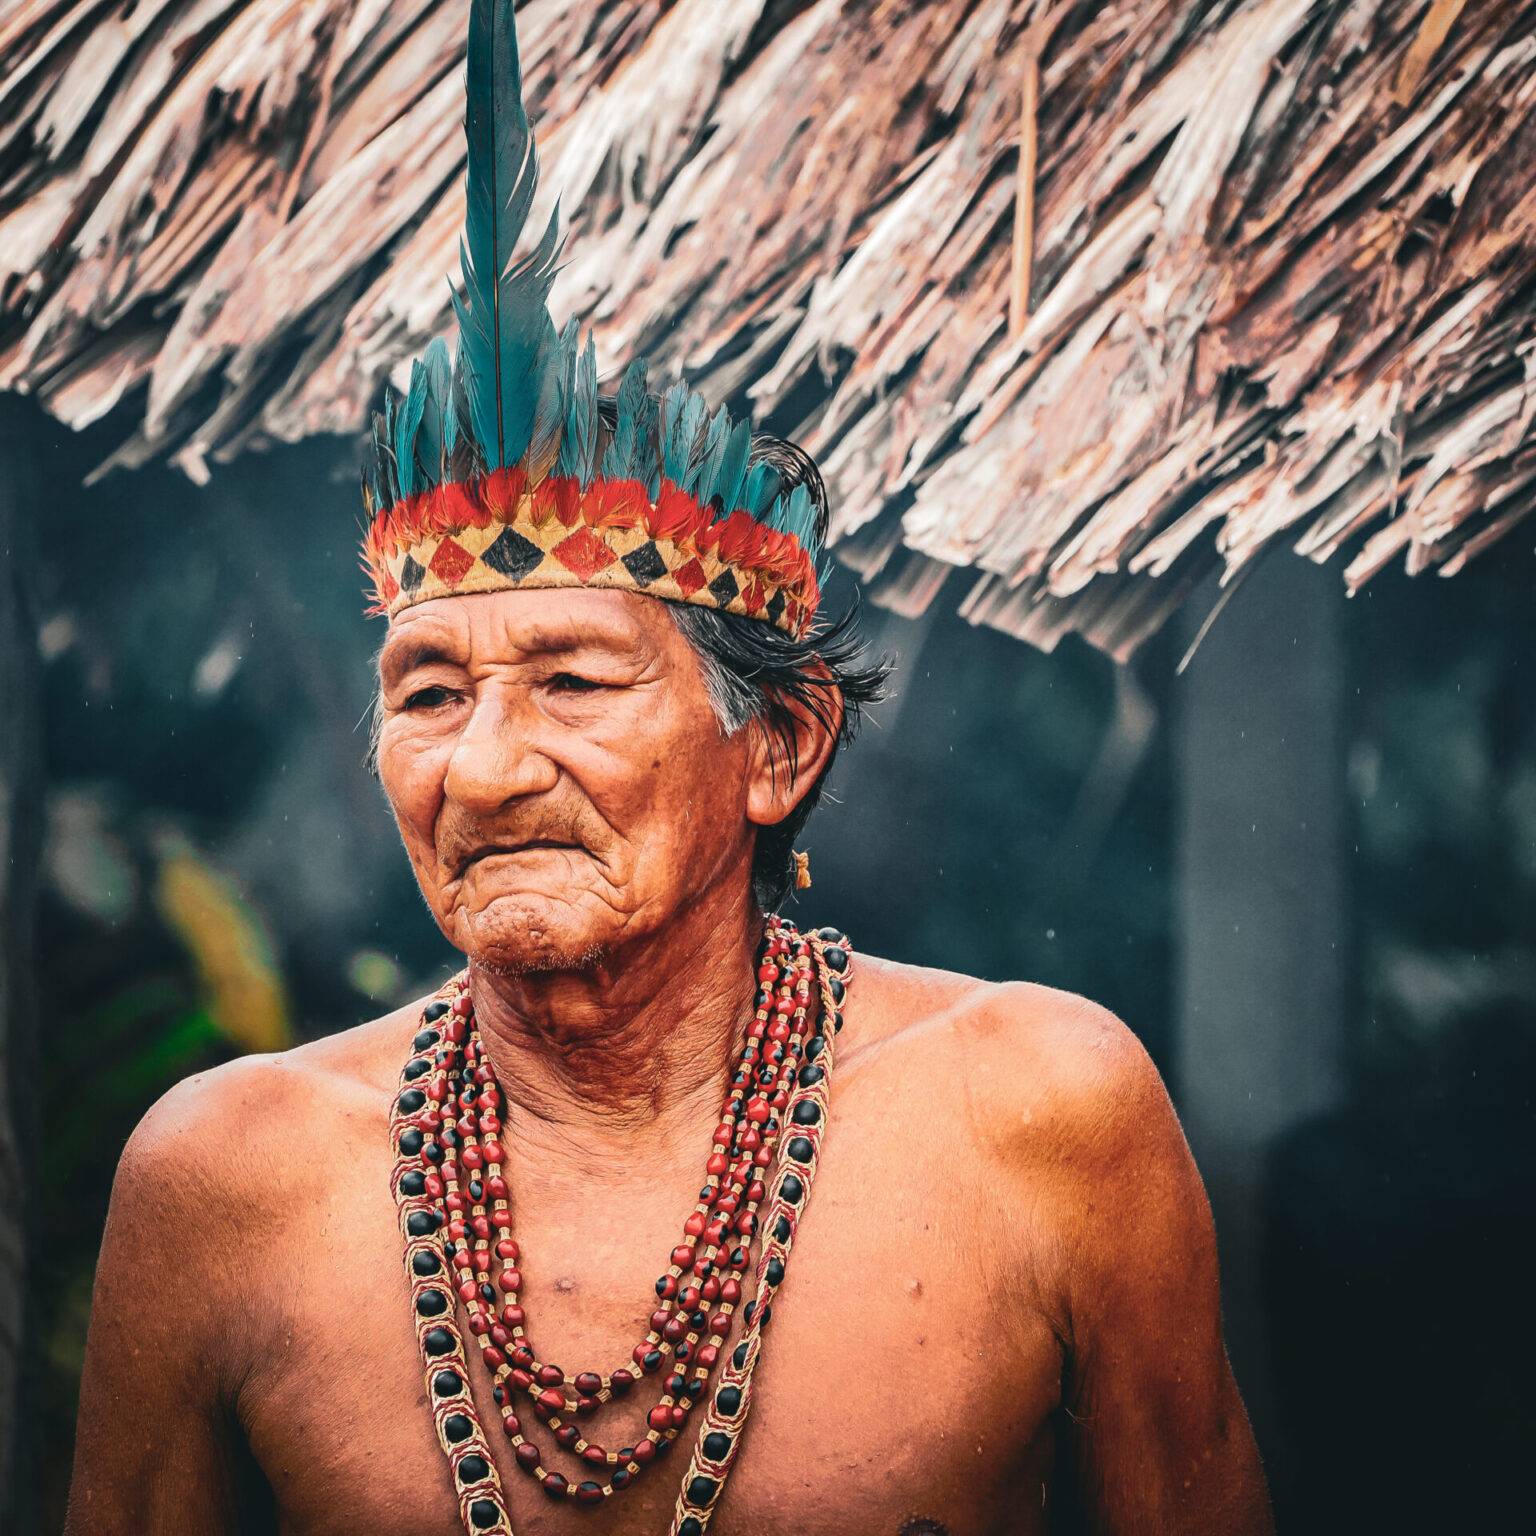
[{"x1": 3, "y1": 0, "x2": 1532, "y2": 656}]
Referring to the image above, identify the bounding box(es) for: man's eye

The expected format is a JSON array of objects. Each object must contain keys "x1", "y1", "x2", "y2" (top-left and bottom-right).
[
  {"x1": 548, "y1": 673, "x2": 606, "y2": 693},
  {"x1": 404, "y1": 685, "x2": 456, "y2": 709}
]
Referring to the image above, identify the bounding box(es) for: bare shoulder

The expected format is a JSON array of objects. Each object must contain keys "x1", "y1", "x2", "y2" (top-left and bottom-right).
[
  {"x1": 848, "y1": 951, "x2": 1170, "y2": 1159},
  {"x1": 117, "y1": 997, "x2": 428, "y2": 1204}
]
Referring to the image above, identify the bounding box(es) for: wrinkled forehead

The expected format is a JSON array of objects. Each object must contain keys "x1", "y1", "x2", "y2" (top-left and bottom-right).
[{"x1": 377, "y1": 587, "x2": 678, "y2": 680}]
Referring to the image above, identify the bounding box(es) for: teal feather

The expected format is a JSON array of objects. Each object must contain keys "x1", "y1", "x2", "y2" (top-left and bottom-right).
[
  {"x1": 394, "y1": 358, "x2": 430, "y2": 499},
  {"x1": 457, "y1": 0, "x2": 563, "y2": 471},
  {"x1": 712, "y1": 418, "x2": 752, "y2": 516},
  {"x1": 416, "y1": 337, "x2": 453, "y2": 485},
  {"x1": 686, "y1": 405, "x2": 730, "y2": 500},
  {"x1": 740, "y1": 460, "x2": 780, "y2": 519},
  {"x1": 601, "y1": 359, "x2": 647, "y2": 481}
]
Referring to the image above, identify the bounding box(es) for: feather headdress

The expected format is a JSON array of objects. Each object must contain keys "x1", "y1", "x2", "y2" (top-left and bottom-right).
[{"x1": 360, "y1": 0, "x2": 822, "y2": 637}]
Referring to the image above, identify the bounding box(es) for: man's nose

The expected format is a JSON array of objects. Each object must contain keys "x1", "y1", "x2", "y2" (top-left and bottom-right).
[{"x1": 442, "y1": 686, "x2": 559, "y2": 813}]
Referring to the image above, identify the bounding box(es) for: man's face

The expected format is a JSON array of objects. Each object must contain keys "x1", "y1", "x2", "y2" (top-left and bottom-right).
[{"x1": 375, "y1": 588, "x2": 760, "y2": 973}]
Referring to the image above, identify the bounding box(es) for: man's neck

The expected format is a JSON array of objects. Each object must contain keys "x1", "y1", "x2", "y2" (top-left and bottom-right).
[{"x1": 465, "y1": 883, "x2": 764, "y2": 1159}]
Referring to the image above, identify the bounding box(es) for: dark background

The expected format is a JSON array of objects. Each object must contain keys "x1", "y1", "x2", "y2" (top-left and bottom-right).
[{"x1": 6, "y1": 392, "x2": 1533, "y2": 1532}]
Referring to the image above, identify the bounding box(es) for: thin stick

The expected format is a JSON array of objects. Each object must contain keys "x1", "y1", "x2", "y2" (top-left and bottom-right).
[{"x1": 1009, "y1": 41, "x2": 1040, "y2": 338}]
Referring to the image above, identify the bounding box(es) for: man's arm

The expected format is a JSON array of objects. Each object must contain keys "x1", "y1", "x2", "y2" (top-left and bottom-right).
[
  {"x1": 1020, "y1": 998, "x2": 1273, "y2": 1535},
  {"x1": 65, "y1": 1071, "x2": 257, "y2": 1535}
]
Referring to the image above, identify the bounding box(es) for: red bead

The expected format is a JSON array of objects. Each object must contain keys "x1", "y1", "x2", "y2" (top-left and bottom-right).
[
  {"x1": 555, "y1": 1424, "x2": 580, "y2": 1450},
  {"x1": 745, "y1": 1099, "x2": 769, "y2": 1124},
  {"x1": 650, "y1": 1309, "x2": 670, "y2": 1331},
  {"x1": 483, "y1": 1142, "x2": 504, "y2": 1164},
  {"x1": 671, "y1": 1404, "x2": 689, "y2": 1427},
  {"x1": 452, "y1": 995, "x2": 473, "y2": 1016},
  {"x1": 701, "y1": 1277, "x2": 720, "y2": 1302},
  {"x1": 502, "y1": 1413, "x2": 521, "y2": 1437},
  {"x1": 575, "y1": 1395, "x2": 597, "y2": 1417},
  {"x1": 502, "y1": 1304, "x2": 525, "y2": 1327},
  {"x1": 663, "y1": 1317, "x2": 686, "y2": 1342},
  {"x1": 424, "y1": 1174, "x2": 444, "y2": 1199},
  {"x1": 488, "y1": 1177, "x2": 509, "y2": 1202},
  {"x1": 482, "y1": 1346, "x2": 505, "y2": 1368},
  {"x1": 542, "y1": 1472, "x2": 566, "y2": 1495},
  {"x1": 670, "y1": 1245, "x2": 694, "y2": 1268},
  {"x1": 490, "y1": 1325, "x2": 510, "y2": 1348},
  {"x1": 510, "y1": 1368, "x2": 533, "y2": 1390},
  {"x1": 516, "y1": 1441, "x2": 540, "y2": 1468},
  {"x1": 458, "y1": 1280, "x2": 479, "y2": 1302},
  {"x1": 721, "y1": 1279, "x2": 741, "y2": 1303},
  {"x1": 574, "y1": 1371, "x2": 602, "y2": 1396},
  {"x1": 647, "y1": 1406, "x2": 673, "y2": 1431},
  {"x1": 575, "y1": 1480, "x2": 603, "y2": 1504},
  {"x1": 709, "y1": 1311, "x2": 731, "y2": 1334},
  {"x1": 472, "y1": 1216, "x2": 491, "y2": 1240},
  {"x1": 461, "y1": 1146, "x2": 483, "y2": 1170},
  {"x1": 706, "y1": 1153, "x2": 728, "y2": 1176},
  {"x1": 499, "y1": 1268, "x2": 522, "y2": 1293},
  {"x1": 632, "y1": 1438, "x2": 657, "y2": 1465},
  {"x1": 583, "y1": 1444, "x2": 607, "y2": 1465},
  {"x1": 468, "y1": 1314, "x2": 490, "y2": 1336},
  {"x1": 684, "y1": 1212, "x2": 706, "y2": 1236},
  {"x1": 696, "y1": 1344, "x2": 719, "y2": 1367},
  {"x1": 537, "y1": 1388, "x2": 567, "y2": 1414},
  {"x1": 491, "y1": 1209, "x2": 511, "y2": 1229},
  {"x1": 537, "y1": 1364, "x2": 564, "y2": 1387}
]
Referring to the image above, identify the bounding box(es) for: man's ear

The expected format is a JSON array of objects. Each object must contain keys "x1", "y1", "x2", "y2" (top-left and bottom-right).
[{"x1": 744, "y1": 667, "x2": 844, "y2": 830}]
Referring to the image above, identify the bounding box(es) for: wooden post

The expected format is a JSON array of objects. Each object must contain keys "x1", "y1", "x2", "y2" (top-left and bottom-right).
[
  {"x1": 0, "y1": 395, "x2": 43, "y2": 1533},
  {"x1": 1173, "y1": 551, "x2": 1348, "y2": 1513}
]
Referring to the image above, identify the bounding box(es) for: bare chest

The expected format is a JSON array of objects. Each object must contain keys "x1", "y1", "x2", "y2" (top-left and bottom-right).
[{"x1": 235, "y1": 1087, "x2": 1063, "y2": 1536}]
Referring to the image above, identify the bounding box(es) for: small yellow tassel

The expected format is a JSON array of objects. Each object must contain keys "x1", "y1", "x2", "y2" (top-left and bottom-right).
[{"x1": 792, "y1": 849, "x2": 812, "y2": 890}]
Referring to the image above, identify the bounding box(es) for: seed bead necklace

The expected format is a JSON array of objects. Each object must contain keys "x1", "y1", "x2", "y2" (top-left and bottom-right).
[{"x1": 388, "y1": 919, "x2": 852, "y2": 1535}]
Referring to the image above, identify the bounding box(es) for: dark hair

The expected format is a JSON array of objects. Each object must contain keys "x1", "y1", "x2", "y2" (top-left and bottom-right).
[{"x1": 670, "y1": 596, "x2": 888, "y2": 909}]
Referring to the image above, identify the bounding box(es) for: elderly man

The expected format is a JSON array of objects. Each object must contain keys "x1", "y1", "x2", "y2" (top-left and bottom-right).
[{"x1": 66, "y1": 3, "x2": 1270, "y2": 1533}]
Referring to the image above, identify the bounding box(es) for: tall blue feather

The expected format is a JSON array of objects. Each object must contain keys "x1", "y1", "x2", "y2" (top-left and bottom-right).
[{"x1": 458, "y1": 0, "x2": 563, "y2": 471}]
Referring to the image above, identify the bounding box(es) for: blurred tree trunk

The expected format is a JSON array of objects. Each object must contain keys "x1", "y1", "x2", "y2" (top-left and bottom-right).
[{"x1": 0, "y1": 396, "x2": 43, "y2": 1532}]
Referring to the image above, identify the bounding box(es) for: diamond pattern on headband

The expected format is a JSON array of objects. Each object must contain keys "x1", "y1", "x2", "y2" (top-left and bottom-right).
[
  {"x1": 551, "y1": 527, "x2": 616, "y2": 580},
  {"x1": 398, "y1": 554, "x2": 426, "y2": 594},
  {"x1": 480, "y1": 526, "x2": 545, "y2": 581},
  {"x1": 708, "y1": 568, "x2": 740, "y2": 608},
  {"x1": 429, "y1": 537, "x2": 476, "y2": 586},
  {"x1": 671, "y1": 557, "x2": 707, "y2": 597},
  {"x1": 621, "y1": 541, "x2": 668, "y2": 587}
]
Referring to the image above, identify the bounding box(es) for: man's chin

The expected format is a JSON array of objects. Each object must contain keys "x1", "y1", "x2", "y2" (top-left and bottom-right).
[{"x1": 449, "y1": 894, "x2": 613, "y2": 977}]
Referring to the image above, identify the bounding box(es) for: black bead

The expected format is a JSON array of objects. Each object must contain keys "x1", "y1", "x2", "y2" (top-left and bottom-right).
[
  {"x1": 786, "y1": 1136, "x2": 814, "y2": 1163},
  {"x1": 433, "y1": 1369, "x2": 462, "y2": 1397},
  {"x1": 612, "y1": 1467, "x2": 631, "y2": 1489},
  {"x1": 400, "y1": 1170, "x2": 426, "y2": 1197},
  {"x1": 416, "y1": 1288, "x2": 447, "y2": 1317},
  {"x1": 424, "y1": 1000, "x2": 451, "y2": 1021},
  {"x1": 399, "y1": 1128, "x2": 425, "y2": 1156},
  {"x1": 765, "y1": 1257, "x2": 784, "y2": 1285},
  {"x1": 828, "y1": 975, "x2": 845, "y2": 1005},
  {"x1": 797, "y1": 1064, "x2": 825, "y2": 1089},
  {"x1": 731, "y1": 1342, "x2": 749, "y2": 1370},
  {"x1": 424, "y1": 1326, "x2": 455, "y2": 1356},
  {"x1": 680, "y1": 1520, "x2": 704, "y2": 1536},
  {"x1": 760, "y1": 1303, "x2": 772, "y2": 1325},
  {"x1": 681, "y1": 1375, "x2": 703, "y2": 1398},
  {"x1": 804, "y1": 1034, "x2": 826, "y2": 1062},
  {"x1": 792, "y1": 1100, "x2": 821, "y2": 1127},
  {"x1": 666, "y1": 1372, "x2": 686, "y2": 1395},
  {"x1": 407, "y1": 1210, "x2": 437, "y2": 1238},
  {"x1": 703, "y1": 1431, "x2": 731, "y2": 1461},
  {"x1": 779, "y1": 1172, "x2": 804, "y2": 1203},
  {"x1": 480, "y1": 1282, "x2": 496, "y2": 1303},
  {"x1": 642, "y1": 1350, "x2": 662, "y2": 1372},
  {"x1": 816, "y1": 926, "x2": 842, "y2": 942},
  {"x1": 469, "y1": 1498, "x2": 499, "y2": 1529},
  {"x1": 412, "y1": 1249, "x2": 442, "y2": 1277},
  {"x1": 676, "y1": 1341, "x2": 692, "y2": 1362},
  {"x1": 468, "y1": 1180, "x2": 484, "y2": 1202},
  {"x1": 834, "y1": 1011, "x2": 844, "y2": 1033},
  {"x1": 423, "y1": 1142, "x2": 444, "y2": 1164},
  {"x1": 655, "y1": 1275, "x2": 671, "y2": 1297},
  {"x1": 542, "y1": 1473, "x2": 567, "y2": 1498},
  {"x1": 413, "y1": 1028, "x2": 440, "y2": 1051},
  {"x1": 440, "y1": 1127, "x2": 459, "y2": 1148},
  {"x1": 773, "y1": 1214, "x2": 791, "y2": 1243},
  {"x1": 689, "y1": 1309, "x2": 707, "y2": 1329},
  {"x1": 492, "y1": 1385, "x2": 505, "y2": 1405},
  {"x1": 686, "y1": 1475, "x2": 719, "y2": 1507},
  {"x1": 716, "y1": 1385, "x2": 742, "y2": 1415},
  {"x1": 823, "y1": 946, "x2": 848, "y2": 972},
  {"x1": 728, "y1": 1246, "x2": 748, "y2": 1268},
  {"x1": 744, "y1": 1301, "x2": 756, "y2": 1324},
  {"x1": 458, "y1": 1454, "x2": 489, "y2": 1484},
  {"x1": 403, "y1": 1057, "x2": 430, "y2": 1081},
  {"x1": 444, "y1": 1413, "x2": 473, "y2": 1444},
  {"x1": 398, "y1": 1088, "x2": 426, "y2": 1114}
]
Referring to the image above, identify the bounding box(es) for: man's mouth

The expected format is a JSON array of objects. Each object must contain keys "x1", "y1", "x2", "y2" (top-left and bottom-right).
[{"x1": 458, "y1": 840, "x2": 579, "y2": 875}]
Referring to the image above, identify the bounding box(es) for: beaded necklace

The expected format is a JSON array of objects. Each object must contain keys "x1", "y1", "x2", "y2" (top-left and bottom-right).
[{"x1": 389, "y1": 919, "x2": 851, "y2": 1534}]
